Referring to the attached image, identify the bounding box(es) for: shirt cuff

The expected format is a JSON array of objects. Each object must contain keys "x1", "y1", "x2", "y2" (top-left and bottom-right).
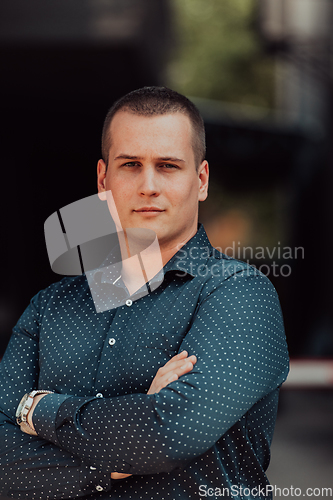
[
  {"x1": 33, "y1": 394, "x2": 113, "y2": 494},
  {"x1": 79, "y1": 463, "x2": 112, "y2": 494},
  {"x1": 33, "y1": 392, "x2": 71, "y2": 446}
]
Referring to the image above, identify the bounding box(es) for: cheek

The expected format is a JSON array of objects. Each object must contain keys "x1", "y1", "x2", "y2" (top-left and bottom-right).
[
  {"x1": 106, "y1": 175, "x2": 132, "y2": 199},
  {"x1": 169, "y1": 179, "x2": 198, "y2": 207}
]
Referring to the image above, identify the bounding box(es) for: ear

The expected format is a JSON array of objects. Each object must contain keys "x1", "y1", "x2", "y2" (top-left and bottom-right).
[
  {"x1": 97, "y1": 159, "x2": 107, "y2": 200},
  {"x1": 198, "y1": 160, "x2": 209, "y2": 202}
]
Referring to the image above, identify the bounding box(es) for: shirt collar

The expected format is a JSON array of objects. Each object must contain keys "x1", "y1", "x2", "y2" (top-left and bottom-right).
[
  {"x1": 91, "y1": 223, "x2": 215, "y2": 287},
  {"x1": 88, "y1": 247, "x2": 123, "y2": 287},
  {"x1": 163, "y1": 224, "x2": 215, "y2": 279}
]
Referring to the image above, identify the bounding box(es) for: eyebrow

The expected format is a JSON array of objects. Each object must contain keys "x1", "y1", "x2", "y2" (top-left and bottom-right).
[{"x1": 114, "y1": 154, "x2": 185, "y2": 163}]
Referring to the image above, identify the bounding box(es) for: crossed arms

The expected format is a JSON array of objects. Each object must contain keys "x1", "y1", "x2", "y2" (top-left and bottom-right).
[
  {"x1": 0, "y1": 270, "x2": 289, "y2": 499},
  {"x1": 25, "y1": 350, "x2": 197, "y2": 480}
]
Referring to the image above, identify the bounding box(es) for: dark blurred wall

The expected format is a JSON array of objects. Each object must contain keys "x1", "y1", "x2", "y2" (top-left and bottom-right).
[
  {"x1": 1, "y1": 0, "x2": 332, "y2": 360},
  {"x1": 201, "y1": 110, "x2": 325, "y2": 357},
  {"x1": 258, "y1": 0, "x2": 333, "y2": 357},
  {"x1": 0, "y1": 0, "x2": 172, "y2": 355}
]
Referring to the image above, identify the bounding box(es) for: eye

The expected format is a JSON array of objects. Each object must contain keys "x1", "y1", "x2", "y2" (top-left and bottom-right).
[
  {"x1": 161, "y1": 163, "x2": 179, "y2": 169},
  {"x1": 123, "y1": 161, "x2": 140, "y2": 167}
]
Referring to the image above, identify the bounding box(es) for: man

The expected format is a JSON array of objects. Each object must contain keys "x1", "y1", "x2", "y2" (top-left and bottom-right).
[{"x1": 0, "y1": 87, "x2": 289, "y2": 499}]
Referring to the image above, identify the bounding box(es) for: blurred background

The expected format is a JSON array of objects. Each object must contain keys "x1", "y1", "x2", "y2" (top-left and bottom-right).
[{"x1": 0, "y1": 0, "x2": 332, "y2": 496}]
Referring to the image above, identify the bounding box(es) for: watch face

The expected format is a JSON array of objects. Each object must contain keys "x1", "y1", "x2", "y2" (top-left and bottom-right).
[{"x1": 16, "y1": 393, "x2": 30, "y2": 423}]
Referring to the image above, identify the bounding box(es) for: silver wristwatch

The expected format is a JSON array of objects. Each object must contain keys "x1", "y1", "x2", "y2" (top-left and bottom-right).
[{"x1": 16, "y1": 390, "x2": 54, "y2": 435}]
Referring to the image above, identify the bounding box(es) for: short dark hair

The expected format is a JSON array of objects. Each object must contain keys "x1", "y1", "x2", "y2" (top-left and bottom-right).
[{"x1": 101, "y1": 86, "x2": 206, "y2": 169}]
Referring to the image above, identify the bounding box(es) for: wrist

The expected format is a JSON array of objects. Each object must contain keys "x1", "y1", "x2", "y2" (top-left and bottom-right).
[
  {"x1": 27, "y1": 393, "x2": 47, "y2": 428},
  {"x1": 16, "y1": 390, "x2": 54, "y2": 436}
]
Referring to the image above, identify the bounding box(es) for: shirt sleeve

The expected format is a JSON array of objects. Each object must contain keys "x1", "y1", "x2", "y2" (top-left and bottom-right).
[
  {"x1": 33, "y1": 271, "x2": 290, "y2": 476},
  {"x1": 0, "y1": 294, "x2": 113, "y2": 500}
]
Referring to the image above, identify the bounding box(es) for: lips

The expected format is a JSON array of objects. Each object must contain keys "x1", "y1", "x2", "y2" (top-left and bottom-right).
[{"x1": 134, "y1": 207, "x2": 164, "y2": 212}]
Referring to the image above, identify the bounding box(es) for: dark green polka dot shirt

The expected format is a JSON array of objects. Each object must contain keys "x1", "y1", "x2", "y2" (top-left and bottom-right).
[{"x1": 0, "y1": 225, "x2": 289, "y2": 499}]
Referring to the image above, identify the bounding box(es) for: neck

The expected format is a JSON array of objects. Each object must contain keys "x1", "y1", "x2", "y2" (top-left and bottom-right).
[
  {"x1": 117, "y1": 229, "x2": 163, "y2": 296},
  {"x1": 158, "y1": 223, "x2": 199, "y2": 266},
  {"x1": 117, "y1": 225, "x2": 198, "y2": 295}
]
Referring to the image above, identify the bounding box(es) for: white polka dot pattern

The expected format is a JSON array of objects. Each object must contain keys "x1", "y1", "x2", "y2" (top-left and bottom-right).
[{"x1": 0, "y1": 225, "x2": 289, "y2": 499}]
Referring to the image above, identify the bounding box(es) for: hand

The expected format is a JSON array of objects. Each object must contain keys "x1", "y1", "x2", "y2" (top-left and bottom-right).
[
  {"x1": 111, "y1": 351, "x2": 197, "y2": 479},
  {"x1": 147, "y1": 350, "x2": 197, "y2": 395},
  {"x1": 111, "y1": 472, "x2": 132, "y2": 479}
]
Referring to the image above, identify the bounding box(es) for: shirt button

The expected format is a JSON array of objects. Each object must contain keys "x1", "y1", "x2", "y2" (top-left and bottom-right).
[
  {"x1": 125, "y1": 299, "x2": 133, "y2": 306},
  {"x1": 95, "y1": 485, "x2": 104, "y2": 492},
  {"x1": 108, "y1": 338, "x2": 116, "y2": 346},
  {"x1": 90, "y1": 466, "x2": 97, "y2": 470},
  {"x1": 96, "y1": 393, "x2": 103, "y2": 398}
]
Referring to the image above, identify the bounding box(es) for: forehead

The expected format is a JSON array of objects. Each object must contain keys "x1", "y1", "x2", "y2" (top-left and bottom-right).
[{"x1": 108, "y1": 111, "x2": 195, "y2": 158}]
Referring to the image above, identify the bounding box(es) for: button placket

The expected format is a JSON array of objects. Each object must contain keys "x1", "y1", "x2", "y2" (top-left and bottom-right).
[{"x1": 93, "y1": 304, "x2": 138, "y2": 395}]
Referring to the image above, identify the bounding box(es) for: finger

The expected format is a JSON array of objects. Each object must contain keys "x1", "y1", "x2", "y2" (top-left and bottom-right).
[
  {"x1": 147, "y1": 353, "x2": 197, "y2": 394},
  {"x1": 162, "y1": 350, "x2": 188, "y2": 368},
  {"x1": 156, "y1": 353, "x2": 195, "y2": 377},
  {"x1": 111, "y1": 472, "x2": 132, "y2": 479},
  {"x1": 157, "y1": 356, "x2": 198, "y2": 387},
  {"x1": 174, "y1": 356, "x2": 197, "y2": 377},
  {"x1": 182, "y1": 354, "x2": 197, "y2": 366},
  {"x1": 159, "y1": 355, "x2": 197, "y2": 376}
]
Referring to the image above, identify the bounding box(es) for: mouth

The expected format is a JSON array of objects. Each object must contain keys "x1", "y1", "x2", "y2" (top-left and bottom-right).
[{"x1": 134, "y1": 207, "x2": 165, "y2": 213}]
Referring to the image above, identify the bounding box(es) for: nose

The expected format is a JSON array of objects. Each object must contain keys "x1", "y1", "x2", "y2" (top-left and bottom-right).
[{"x1": 138, "y1": 166, "x2": 160, "y2": 197}]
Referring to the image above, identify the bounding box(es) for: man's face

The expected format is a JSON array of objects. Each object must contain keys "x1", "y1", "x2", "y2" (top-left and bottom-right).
[{"x1": 97, "y1": 111, "x2": 208, "y2": 253}]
